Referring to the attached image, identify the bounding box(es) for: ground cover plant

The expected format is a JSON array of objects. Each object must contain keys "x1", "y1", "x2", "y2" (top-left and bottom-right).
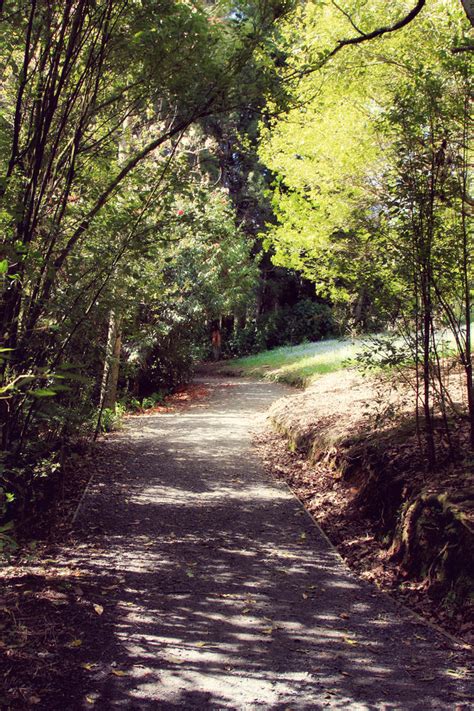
[{"x1": 218, "y1": 337, "x2": 363, "y2": 386}]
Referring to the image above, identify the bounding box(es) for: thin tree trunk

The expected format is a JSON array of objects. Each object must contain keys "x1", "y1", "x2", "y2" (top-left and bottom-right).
[
  {"x1": 460, "y1": 91, "x2": 474, "y2": 448},
  {"x1": 99, "y1": 310, "x2": 122, "y2": 411},
  {"x1": 421, "y1": 132, "x2": 440, "y2": 470},
  {"x1": 98, "y1": 116, "x2": 129, "y2": 413},
  {"x1": 422, "y1": 280, "x2": 436, "y2": 468}
]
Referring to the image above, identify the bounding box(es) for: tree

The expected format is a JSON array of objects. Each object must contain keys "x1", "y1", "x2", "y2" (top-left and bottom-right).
[
  {"x1": 0, "y1": 0, "x2": 293, "y2": 451},
  {"x1": 259, "y1": 0, "x2": 473, "y2": 461},
  {"x1": 0, "y1": 0, "x2": 295, "y2": 526}
]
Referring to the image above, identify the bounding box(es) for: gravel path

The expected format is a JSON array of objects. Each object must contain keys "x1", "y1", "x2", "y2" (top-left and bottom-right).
[{"x1": 60, "y1": 376, "x2": 471, "y2": 709}]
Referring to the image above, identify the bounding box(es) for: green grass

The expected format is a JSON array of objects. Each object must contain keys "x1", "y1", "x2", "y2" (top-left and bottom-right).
[
  {"x1": 222, "y1": 322, "x2": 474, "y2": 387},
  {"x1": 223, "y1": 337, "x2": 365, "y2": 387}
]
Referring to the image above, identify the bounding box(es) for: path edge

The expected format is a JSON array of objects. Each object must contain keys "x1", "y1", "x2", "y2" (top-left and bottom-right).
[{"x1": 261, "y1": 435, "x2": 472, "y2": 654}]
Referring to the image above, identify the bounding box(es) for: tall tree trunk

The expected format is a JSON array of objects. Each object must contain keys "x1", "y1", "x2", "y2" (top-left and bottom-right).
[
  {"x1": 100, "y1": 310, "x2": 122, "y2": 411},
  {"x1": 421, "y1": 278, "x2": 436, "y2": 468},
  {"x1": 211, "y1": 319, "x2": 222, "y2": 361},
  {"x1": 353, "y1": 287, "x2": 368, "y2": 330},
  {"x1": 98, "y1": 118, "x2": 129, "y2": 412},
  {"x1": 460, "y1": 0, "x2": 474, "y2": 27},
  {"x1": 464, "y1": 308, "x2": 474, "y2": 449},
  {"x1": 460, "y1": 93, "x2": 474, "y2": 448}
]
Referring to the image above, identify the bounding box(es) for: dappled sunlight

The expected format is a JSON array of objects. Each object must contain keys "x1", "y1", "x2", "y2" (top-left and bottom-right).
[
  {"x1": 228, "y1": 338, "x2": 364, "y2": 385},
  {"x1": 128, "y1": 483, "x2": 290, "y2": 506},
  {"x1": 18, "y1": 377, "x2": 470, "y2": 709}
]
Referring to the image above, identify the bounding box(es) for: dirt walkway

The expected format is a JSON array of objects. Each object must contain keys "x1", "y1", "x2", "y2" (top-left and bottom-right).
[{"x1": 30, "y1": 378, "x2": 472, "y2": 709}]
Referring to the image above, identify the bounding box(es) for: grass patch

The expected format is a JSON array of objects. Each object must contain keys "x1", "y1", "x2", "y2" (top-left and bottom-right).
[
  {"x1": 220, "y1": 324, "x2": 473, "y2": 387},
  {"x1": 224, "y1": 338, "x2": 364, "y2": 387}
]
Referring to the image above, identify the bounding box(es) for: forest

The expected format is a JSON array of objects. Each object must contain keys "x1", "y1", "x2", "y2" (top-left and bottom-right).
[{"x1": 0, "y1": 0, "x2": 473, "y2": 706}]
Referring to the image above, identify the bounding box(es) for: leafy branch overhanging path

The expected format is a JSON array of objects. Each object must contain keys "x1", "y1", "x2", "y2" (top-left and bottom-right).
[{"x1": 37, "y1": 378, "x2": 472, "y2": 708}]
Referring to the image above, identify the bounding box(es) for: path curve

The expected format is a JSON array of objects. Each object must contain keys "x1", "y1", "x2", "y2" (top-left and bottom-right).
[{"x1": 58, "y1": 377, "x2": 471, "y2": 709}]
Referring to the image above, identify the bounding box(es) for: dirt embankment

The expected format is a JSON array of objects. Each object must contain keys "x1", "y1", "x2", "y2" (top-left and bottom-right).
[{"x1": 257, "y1": 370, "x2": 473, "y2": 644}]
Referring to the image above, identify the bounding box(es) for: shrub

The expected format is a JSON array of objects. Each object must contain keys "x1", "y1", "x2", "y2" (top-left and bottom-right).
[
  {"x1": 141, "y1": 391, "x2": 166, "y2": 409},
  {"x1": 223, "y1": 300, "x2": 336, "y2": 357},
  {"x1": 282, "y1": 300, "x2": 335, "y2": 344},
  {"x1": 100, "y1": 403, "x2": 125, "y2": 432}
]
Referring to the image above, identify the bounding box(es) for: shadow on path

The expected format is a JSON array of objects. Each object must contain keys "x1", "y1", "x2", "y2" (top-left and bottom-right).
[{"x1": 12, "y1": 378, "x2": 472, "y2": 709}]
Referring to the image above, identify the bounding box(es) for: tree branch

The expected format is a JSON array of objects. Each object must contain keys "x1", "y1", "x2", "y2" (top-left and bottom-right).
[
  {"x1": 301, "y1": 0, "x2": 427, "y2": 76},
  {"x1": 331, "y1": 1, "x2": 365, "y2": 36}
]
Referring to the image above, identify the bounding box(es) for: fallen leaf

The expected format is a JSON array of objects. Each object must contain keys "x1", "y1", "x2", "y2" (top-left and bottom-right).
[
  {"x1": 262, "y1": 627, "x2": 273, "y2": 635},
  {"x1": 68, "y1": 639, "x2": 82, "y2": 648},
  {"x1": 112, "y1": 669, "x2": 127, "y2": 677},
  {"x1": 81, "y1": 662, "x2": 96, "y2": 671},
  {"x1": 302, "y1": 592, "x2": 309, "y2": 600},
  {"x1": 344, "y1": 637, "x2": 358, "y2": 646},
  {"x1": 185, "y1": 570, "x2": 194, "y2": 578},
  {"x1": 196, "y1": 641, "x2": 207, "y2": 647},
  {"x1": 85, "y1": 696, "x2": 95, "y2": 705},
  {"x1": 300, "y1": 533, "x2": 307, "y2": 541},
  {"x1": 339, "y1": 613, "x2": 349, "y2": 619},
  {"x1": 168, "y1": 655, "x2": 184, "y2": 664},
  {"x1": 242, "y1": 607, "x2": 252, "y2": 614},
  {"x1": 93, "y1": 604, "x2": 104, "y2": 615}
]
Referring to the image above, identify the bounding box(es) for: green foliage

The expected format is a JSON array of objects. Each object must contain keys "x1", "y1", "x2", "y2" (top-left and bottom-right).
[
  {"x1": 140, "y1": 393, "x2": 165, "y2": 410},
  {"x1": 225, "y1": 299, "x2": 336, "y2": 356},
  {"x1": 119, "y1": 184, "x2": 259, "y2": 394},
  {"x1": 0, "y1": 518, "x2": 17, "y2": 556},
  {"x1": 352, "y1": 335, "x2": 414, "y2": 374},
  {"x1": 258, "y1": 0, "x2": 473, "y2": 463},
  {"x1": 0, "y1": 460, "x2": 17, "y2": 554},
  {"x1": 0, "y1": 453, "x2": 63, "y2": 535},
  {"x1": 259, "y1": 0, "x2": 471, "y2": 333},
  {"x1": 123, "y1": 397, "x2": 142, "y2": 413},
  {"x1": 0, "y1": 0, "x2": 292, "y2": 531},
  {"x1": 2, "y1": 0, "x2": 471, "y2": 533},
  {"x1": 100, "y1": 404, "x2": 126, "y2": 433},
  {"x1": 278, "y1": 299, "x2": 336, "y2": 345}
]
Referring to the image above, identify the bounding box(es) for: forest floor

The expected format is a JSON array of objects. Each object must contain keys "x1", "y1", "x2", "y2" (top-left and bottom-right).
[{"x1": 0, "y1": 376, "x2": 472, "y2": 709}]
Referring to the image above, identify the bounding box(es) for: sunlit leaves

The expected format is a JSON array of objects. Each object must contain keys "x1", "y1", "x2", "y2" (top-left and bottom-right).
[{"x1": 258, "y1": 0, "x2": 470, "y2": 326}]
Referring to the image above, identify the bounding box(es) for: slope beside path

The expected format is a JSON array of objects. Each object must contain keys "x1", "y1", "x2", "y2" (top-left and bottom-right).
[{"x1": 9, "y1": 377, "x2": 473, "y2": 709}]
